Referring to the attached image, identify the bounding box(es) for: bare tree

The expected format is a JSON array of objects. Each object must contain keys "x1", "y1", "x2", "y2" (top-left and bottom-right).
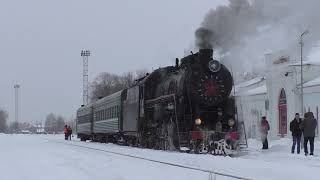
[
  {"x1": 90, "y1": 72, "x2": 120, "y2": 102},
  {"x1": 119, "y1": 72, "x2": 134, "y2": 89},
  {"x1": 9, "y1": 121, "x2": 19, "y2": 133},
  {"x1": 0, "y1": 109, "x2": 8, "y2": 133},
  {"x1": 135, "y1": 69, "x2": 149, "y2": 79},
  {"x1": 90, "y1": 69, "x2": 149, "y2": 102},
  {"x1": 56, "y1": 116, "x2": 66, "y2": 132},
  {"x1": 44, "y1": 113, "x2": 65, "y2": 134}
]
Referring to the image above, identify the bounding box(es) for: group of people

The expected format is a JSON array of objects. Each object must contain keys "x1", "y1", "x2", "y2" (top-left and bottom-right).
[
  {"x1": 260, "y1": 112, "x2": 317, "y2": 156},
  {"x1": 290, "y1": 112, "x2": 317, "y2": 156},
  {"x1": 63, "y1": 125, "x2": 73, "y2": 140}
]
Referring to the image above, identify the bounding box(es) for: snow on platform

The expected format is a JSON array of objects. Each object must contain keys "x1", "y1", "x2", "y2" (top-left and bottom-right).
[{"x1": 1, "y1": 134, "x2": 320, "y2": 180}]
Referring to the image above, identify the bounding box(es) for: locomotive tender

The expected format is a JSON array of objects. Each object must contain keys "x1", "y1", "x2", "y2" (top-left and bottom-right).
[{"x1": 76, "y1": 48, "x2": 240, "y2": 155}]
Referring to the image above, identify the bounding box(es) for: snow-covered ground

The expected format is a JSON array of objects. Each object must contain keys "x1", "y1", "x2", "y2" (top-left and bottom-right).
[{"x1": 0, "y1": 134, "x2": 320, "y2": 180}]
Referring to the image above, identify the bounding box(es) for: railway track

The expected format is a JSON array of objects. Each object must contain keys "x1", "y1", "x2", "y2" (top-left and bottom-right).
[{"x1": 49, "y1": 139, "x2": 252, "y2": 180}]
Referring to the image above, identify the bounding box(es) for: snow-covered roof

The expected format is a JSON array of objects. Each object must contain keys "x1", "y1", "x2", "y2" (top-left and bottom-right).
[
  {"x1": 235, "y1": 77, "x2": 265, "y2": 89},
  {"x1": 289, "y1": 60, "x2": 320, "y2": 66},
  {"x1": 244, "y1": 84, "x2": 267, "y2": 96},
  {"x1": 94, "y1": 90, "x2": 122, "y2": 105},
  {"x1": 304, "y1": 76, "x2": 320, "y2": 87}
]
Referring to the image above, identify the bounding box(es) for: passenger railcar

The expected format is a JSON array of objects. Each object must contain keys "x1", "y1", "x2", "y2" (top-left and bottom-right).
[{"x1": 76, "y1": 104, "x2": 93, "y2": 140}]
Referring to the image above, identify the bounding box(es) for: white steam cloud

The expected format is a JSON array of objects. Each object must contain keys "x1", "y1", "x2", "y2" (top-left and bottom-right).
[{"x1": 197, "y1": 0, "x2": 320, "y2": 75}]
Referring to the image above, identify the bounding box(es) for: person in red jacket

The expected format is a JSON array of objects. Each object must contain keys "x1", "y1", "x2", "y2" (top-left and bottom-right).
[
  {"x1": 64, "y1": 125, "x2": 68, "y2": 140},
  {"x1": 260, "y1": 116, "x2": 270, "y2": 149}
]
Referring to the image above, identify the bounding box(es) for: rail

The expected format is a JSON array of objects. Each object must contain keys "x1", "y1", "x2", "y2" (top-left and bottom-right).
[{"x1": 51, "y1": 140, "x2": 252, "y2": 180}]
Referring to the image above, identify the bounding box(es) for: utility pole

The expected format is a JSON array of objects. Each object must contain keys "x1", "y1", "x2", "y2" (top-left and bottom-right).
[
  {"x1": 14, "y1": 84, "x2": 20, "y2": 131},
  {"x1": 300, "y1": 30, "x2": 309, "y2": 115},
  {"x1": 81, "y1": 50, "x2": 90, "y2": 106}
]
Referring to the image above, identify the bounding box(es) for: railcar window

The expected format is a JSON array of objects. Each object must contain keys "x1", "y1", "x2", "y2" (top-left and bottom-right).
[
  {"x1": 116, "y1": 106, "x2": 119, "y2": 117},
  {"x1": 96, "y1": 112, "x2": 99, "y2": 121}
]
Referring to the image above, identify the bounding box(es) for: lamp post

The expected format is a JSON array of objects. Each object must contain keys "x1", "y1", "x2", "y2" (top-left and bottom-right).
[
  {"x1": 300, "y1": 30, "x2": 309, "y2": 115},
  {"x1": 14, "y1": 84, "x2": 20, "y2": 131},
  {"x1": 81, "y1": 50, "x2": 90, "y2": 106}
]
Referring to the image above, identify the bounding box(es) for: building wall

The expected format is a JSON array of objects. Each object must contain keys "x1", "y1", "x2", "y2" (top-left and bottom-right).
[
  {"x1": 304, "y1": 91, "x2": 320, "y2": 136},
  {"x1": 236, "y1": 94, "x2": 266, "y2": 139},
  {"x1": 235, "y1": 52, "x2": 320, "y2": 139}
]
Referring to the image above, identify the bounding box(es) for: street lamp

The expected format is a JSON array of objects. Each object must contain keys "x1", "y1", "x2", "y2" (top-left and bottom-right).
[
  {"x1": 14, "y1": 84, "x2": 20, "y2": 132},
  {"x1": 300, "y1": 30, "x2": 309, "y2": 115},
  {"x1": 81, "y1": 50, "x2": 90, "y2": 106}
]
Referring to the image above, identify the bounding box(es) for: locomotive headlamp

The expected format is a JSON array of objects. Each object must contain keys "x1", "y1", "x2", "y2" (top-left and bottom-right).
[
  {"x1": 208, "y1": 60, "x2": 221, "y2": 72},
  {"x1": 195, "y1": 118, "x2": 202, "y2": 125}
]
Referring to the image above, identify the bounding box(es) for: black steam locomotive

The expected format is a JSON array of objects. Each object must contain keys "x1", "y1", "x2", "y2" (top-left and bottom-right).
[{"x1": 76, "y1": 48, "x2": 240, "y2": 155}]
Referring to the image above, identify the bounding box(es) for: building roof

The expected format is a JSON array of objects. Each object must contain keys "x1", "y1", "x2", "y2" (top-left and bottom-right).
[
  {"x1": 244, "y1": 84, "x2": 267, "y2": 96},
  {"x1": 234, "y1": 76, "x2": 265, "y2": 96},
  {"x1": 236, "y1": 76, "x2": 265, "y2": 88},
  {"x1": 304, "y1": 76, "x2": 320, "y2": 88},
  {"x1": 289, "y1": 60, "x2": 320, "y2": 66}
]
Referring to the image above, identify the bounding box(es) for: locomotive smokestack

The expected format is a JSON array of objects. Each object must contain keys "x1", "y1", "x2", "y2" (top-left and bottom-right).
[{"x1": 175, "y1": 58, "x2": 179, "y2": 67}]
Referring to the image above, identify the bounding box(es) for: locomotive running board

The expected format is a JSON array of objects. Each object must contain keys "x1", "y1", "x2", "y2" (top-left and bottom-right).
[{"x1": 145, "y1": 94, "x2": 176, "y2": 108}]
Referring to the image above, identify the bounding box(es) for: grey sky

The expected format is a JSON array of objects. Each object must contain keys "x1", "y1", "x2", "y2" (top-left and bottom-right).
[{"x1": 0, "y1": 0, "x2": 227, "y2": 123}]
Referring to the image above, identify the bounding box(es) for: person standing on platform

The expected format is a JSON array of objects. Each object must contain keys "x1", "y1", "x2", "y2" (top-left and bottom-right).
[
  {"x1": 302, "y1": 112, "x2": 317, "y2": 156},
  {"x1": 290, "y1": 113, "x2": 302, "y2": 154},
  {"x1": 260, "y1": 116, "x2": 270, "y2": 149}
]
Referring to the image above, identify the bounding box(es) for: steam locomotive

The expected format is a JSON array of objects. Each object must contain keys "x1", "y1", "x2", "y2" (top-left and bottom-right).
[{"x1": 76, "y1": 48, "x2": 241, "y2": 155}]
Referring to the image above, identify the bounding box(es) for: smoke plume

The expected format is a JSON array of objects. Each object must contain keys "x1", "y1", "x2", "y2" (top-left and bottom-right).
[{"x1": 196, "y1": 0, "x2": 320, "y2": 75}]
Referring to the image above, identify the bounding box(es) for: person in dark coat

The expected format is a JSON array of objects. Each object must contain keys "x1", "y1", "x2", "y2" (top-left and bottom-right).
[
  {"x1": 290, "y1": 113, "x2": 302, "y2": 154},
  {"x1": 302, "y1": 112, "x2": 317, "y2": 156},
  {"x1": 260, "y1": 116, "x2": 270, "y2": 149}
]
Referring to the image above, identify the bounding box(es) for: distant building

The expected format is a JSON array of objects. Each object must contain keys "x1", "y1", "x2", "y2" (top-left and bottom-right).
[
  {"x1": 236, "y1": 51, "x2": 320, "y2": 139},
  {"x1": 35, "y1": 124, "x2": 45, "y2": 134}
]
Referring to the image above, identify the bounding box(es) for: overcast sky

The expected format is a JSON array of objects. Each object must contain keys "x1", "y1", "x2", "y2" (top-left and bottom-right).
[{"x1": 0, "y1": 0, "x2": 227, "y2": 123}]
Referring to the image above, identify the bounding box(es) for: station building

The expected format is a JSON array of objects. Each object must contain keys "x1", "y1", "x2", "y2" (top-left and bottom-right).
[{"x1": 235, "y1": 52, "x2": 320, "y2": 139}]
